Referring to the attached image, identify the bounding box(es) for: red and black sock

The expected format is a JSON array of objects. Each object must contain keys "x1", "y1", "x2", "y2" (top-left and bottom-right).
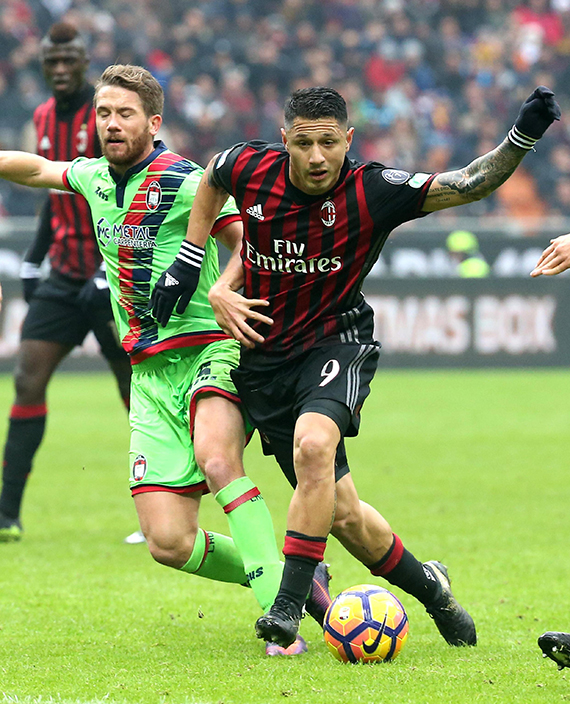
[
  {"x1": 0, "y1": 404, "x2": 47, "y2": 519},
  {"x1": 278, "y1": 530, "x2": 327, "y2": 613},
  {"x1": 366, "y1": 534, "x2": 440, "y2": 606}
]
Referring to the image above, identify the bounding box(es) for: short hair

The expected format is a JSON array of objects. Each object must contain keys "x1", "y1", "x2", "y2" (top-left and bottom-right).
[
  {"x1": 46, "y1": 22, "x2": 80, "y2": 44},
  {"x1": 95, "y1": 65, "x2": 164, "y2": 117},
  {"x1": 41, "y1": 22, "x2": 86, "y2": 52},
  {"x1": 284, "y1": 87, "x2": 348, "y2": 130}
]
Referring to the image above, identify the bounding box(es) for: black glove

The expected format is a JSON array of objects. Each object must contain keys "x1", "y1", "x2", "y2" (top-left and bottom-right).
[
  {"x1": 78, "y1": 265, "x2": 112, "y2": 314},
  {"x1": 508, "y1": 86, "x2": 561, "y2": 150},
  {"x1": 19, "y1": 261, "x2": 42, "y2": 303},
  {"x1": 150, "y1": 241, "x2": 204, "y2": 327}
]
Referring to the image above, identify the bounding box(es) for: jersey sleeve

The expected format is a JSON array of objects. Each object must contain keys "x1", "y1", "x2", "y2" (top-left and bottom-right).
[
  {"x1": 363, "y1": 166, "x2": 436, "y2": 231},
  {"x1": 62, "y1": 156, "x2": 94, "y2": 197},
  {"x1": 210, "y1": 143, "x2": 248, "y2": 195},
  {"x1": 211, "y1": 195, "x2": 241, "y2": 236}
]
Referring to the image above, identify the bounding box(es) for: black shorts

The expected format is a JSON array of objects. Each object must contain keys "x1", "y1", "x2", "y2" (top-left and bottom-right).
[
  {"x1": 21, "y1": 272, "x2": 126, "y2": 362},
  {"x1": 232, "y1": 342, "x2": 380, "y2": 488}
]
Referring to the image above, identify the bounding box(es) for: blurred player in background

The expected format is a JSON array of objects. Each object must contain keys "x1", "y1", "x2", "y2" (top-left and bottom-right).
[
  {"x1": 446, "y1": 230, "x2": 490, "y2": 277},
  {"x1": 532, "y1": 234, "x2": 570, "y2": 670},
  {"x1": 0, "y1": 23, "x2": 132, "y2": 543},
  {"x1": 152, "y1": 84, "x2": 561, "y2": 649},
  {"x1": 0, "y1": 64, "x2": 329, "y2": 655}
]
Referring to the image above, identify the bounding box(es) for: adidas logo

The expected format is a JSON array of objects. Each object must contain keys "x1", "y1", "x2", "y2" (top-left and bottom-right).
[
  {"x1": 246, "y1": 203, "x2": 265, "y2": 220},
  {"x1": 165, "y1": 273, "x2": 179, "y2": 287}
]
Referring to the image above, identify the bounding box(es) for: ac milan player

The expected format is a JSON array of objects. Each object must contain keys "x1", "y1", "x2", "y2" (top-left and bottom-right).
[
  {"x1": 151, "y1": 85, "x2": 560, "y2": 648},
  {"x1": 0, "y1": 24, "x2": 132, "y2": 542}
]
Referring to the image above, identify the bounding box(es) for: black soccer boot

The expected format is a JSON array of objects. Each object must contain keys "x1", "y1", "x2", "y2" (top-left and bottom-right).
[
  {"x1": 305, "y1": 561, "x2": 332, "y2": 626},
  {"x1": 538, "y1": 632, "x2": 570, "y2": 670},
  {"x1": 423, "y1": 561, "x2": 477, "y2": 646},
  {"x1": 256, "y1": 596, "x2": 303, "y2": 649},
  {"x1": 0, "y1": 510, "x2": 22, "y2": 542}
]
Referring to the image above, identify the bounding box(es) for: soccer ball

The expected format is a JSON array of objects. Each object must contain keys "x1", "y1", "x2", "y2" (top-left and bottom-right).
[{"x1": 323, "y1": 584, "x2": 408, "y2": 663}]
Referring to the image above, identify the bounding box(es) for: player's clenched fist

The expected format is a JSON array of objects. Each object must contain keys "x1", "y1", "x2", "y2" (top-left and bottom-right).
[
  {"x1": 508, "y1": 86, "x2": 561, "y2": 150},
  {"x1": 531, "y1": 233, "x2": 570, "y2": 277}
]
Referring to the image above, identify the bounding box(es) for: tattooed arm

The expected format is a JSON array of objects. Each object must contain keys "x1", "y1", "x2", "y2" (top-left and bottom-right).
[
  {"x1": 423, "y1": 86, "x2": 560, "y2": 213},
  {"x1": 422, "y1": 138, "x2": 526, "y2": 212}
]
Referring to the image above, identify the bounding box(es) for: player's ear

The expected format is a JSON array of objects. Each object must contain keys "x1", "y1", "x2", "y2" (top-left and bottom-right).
[
  {"x1": 346, "y1": 127, "x2": 355, "y2": 152},
  {"x1": 150, "y1": 114, "x2": 162, "y2": 136},
  {"x1": 281, "y1": 128, "x2": 289, "y2": 151}
]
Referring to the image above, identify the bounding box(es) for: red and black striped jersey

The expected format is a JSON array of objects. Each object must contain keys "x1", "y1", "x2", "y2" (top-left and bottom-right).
[
  {"x1": 33, "y1": 84, "x2": 102, "y2": 280},
  {"x1": 212, "y1": 140, "x2": 435, "y2": 367}
]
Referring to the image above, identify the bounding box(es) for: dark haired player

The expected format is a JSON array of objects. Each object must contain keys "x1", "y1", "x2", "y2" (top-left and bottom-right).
[
  {"x1": 0, "y1": 64, "x2": 334, "y2": 656},
  {"x1": 152, "y1": 84, "x2": 560, "y2": 649},
  {"x1": 0, "y1": 23, "x2": 132, "y2": 542}
]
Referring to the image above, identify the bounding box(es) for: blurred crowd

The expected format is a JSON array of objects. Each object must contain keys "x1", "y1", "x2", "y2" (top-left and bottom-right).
[{"x1": 1, "y1": 0, "x2": 570, "y2": 223}]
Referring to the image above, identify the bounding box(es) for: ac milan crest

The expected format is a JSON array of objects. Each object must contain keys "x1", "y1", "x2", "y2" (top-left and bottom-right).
[
  {"x1": 321, "y1": 200, "x2": 336, "y2": 227},
  {"x1": 76, "y1": 124, "x2": 88, "y2": 154},
  {"x1": 146, "y1": 181, "x2": 162, "y2": 210}
]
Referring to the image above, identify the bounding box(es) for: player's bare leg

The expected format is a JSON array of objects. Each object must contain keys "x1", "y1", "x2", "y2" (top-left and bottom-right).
[
  {"x1": 331, "y1": 473, "x2": 393, "y2": 562},
  {"x1": 134, "y1": 490, "x2": 249, "y2": 583},
  {"x1": 288, "y1": 412, "x2": 339, "y2": 536},
  {"x1": 194, "y1": 393, "x2": 284, "y2": 613},
  {"x1": 332, "y1": 473, "x2": 476, "y2": 646},
  {"x1": 0, "y1": 339, "x2": 72, "y2": 541},
  {"x1": 195, "y1": 393, "x2": 308, "y2": 655},
  {"x1": 256, "y1": 412, "x2": 338, "y2": 648},
  {"x1": 134, "y1": 491, "x2": 201, "y2": 568}
]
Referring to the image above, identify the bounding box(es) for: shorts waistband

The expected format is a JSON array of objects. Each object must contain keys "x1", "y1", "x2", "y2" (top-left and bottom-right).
[{"x1": 131, "y1": 346, "x2": 200, "y2": 373}]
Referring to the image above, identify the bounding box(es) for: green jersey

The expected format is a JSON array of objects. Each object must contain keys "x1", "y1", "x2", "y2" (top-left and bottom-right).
[{"x1": 63, "y1": 141, "x2": 240, "y2": 363}]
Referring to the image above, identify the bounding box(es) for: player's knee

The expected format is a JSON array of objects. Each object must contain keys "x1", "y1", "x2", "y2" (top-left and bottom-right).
[
  {"x1": 13, "y1": 366, "x2": 46, "y2": 405},
  {"x1": 198, "y1": 453, "x2": 243, "y2": 493},
  {"x1": 146, "y1": 531, "x2": 195, "y2": 569},
  {"x1": 294, "y1": 429, "x2": 336, "y2": 471}
]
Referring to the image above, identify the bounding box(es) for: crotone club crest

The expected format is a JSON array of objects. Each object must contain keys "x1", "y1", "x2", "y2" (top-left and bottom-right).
[
  {"x1": 321, "y1": 200, "x2": 336, "y2": 227},
  {"x1": 132, "y1": 454, "x2": 147, "y2": 481},
  {"x1": 146, "y1": 180, "x2": 162, "y2": 210}
]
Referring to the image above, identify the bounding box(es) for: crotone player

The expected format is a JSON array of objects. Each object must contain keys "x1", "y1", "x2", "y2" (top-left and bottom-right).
[
  {"x1": 151, "y1": 85, "x2": 561, "y2": 648},
  {"x1": 0, "y1": 24, "x2": 132, "y2": 542}
]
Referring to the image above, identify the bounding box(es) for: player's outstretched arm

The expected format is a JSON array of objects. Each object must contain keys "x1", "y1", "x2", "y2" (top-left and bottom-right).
[
  {"x1": 208, "y1": 230, "x2": 273, "y2": 348},
  {"x1": 531, "y1": 234, "x2": 570, "y2": 276},
  {"x1": 423, "y1": 86, "x2": 561, "y2": 212},
  {"x1": 150, "y1": 158, "x2": 229, "y2": 327},
  {"x1": 0, "y1": 151, "x2": 69, "y2": 190}
]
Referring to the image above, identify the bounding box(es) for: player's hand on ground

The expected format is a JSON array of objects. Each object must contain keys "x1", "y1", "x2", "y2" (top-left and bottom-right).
[
  {"x1": 208, "y1": 281, "x2": 273, "y2": 348},
  {"x1": 531, "y1": 233, "x2": 570, "y2": 277},
  {"x1": 150, "y1": 242, "x2": 204, "y2": 327}
]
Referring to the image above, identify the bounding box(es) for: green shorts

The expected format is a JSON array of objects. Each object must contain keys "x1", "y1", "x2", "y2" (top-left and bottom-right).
[{"x1": 128, "y1": 339, "x2": 241, "y2": 495}]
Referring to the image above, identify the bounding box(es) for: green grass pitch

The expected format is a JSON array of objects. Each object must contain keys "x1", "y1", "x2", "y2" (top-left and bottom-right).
[{"x1": 0, "y1": 369, "x2": 569, "y2": 704}]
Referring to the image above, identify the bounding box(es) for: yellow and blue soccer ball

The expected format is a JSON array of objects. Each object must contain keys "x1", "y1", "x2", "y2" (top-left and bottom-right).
[{"x1": 323, "y1": 585, "x2": 408, "y2": 663}]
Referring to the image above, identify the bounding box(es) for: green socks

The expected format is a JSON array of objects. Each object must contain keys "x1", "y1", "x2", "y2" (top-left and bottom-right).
[
  {"x1": 215, "y1": 476, "x2": 283, "y2": 612},
  {"x1": 180, "y1": 528, "x2": 248, "y2": 584}
]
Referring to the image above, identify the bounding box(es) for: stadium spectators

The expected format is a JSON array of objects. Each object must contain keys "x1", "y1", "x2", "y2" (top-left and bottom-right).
[{"x1": 0, "y1": 0, "x2": 569, "y2": 219}]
